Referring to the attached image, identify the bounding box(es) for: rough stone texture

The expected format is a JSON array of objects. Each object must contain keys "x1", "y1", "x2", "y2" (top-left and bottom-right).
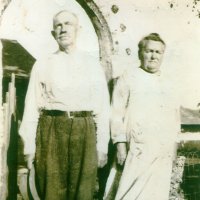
[
  {"x1": 111, "y1": 5, "x2": 119, "y2": 14},
  {"x1": 169, "y1": 156, "x2": 186, "y2": 200}
]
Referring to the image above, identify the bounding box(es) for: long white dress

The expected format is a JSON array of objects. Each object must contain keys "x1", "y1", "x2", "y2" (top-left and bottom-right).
[{"x1": 112, "y1": 67, "x2": 180, "y2": 200}]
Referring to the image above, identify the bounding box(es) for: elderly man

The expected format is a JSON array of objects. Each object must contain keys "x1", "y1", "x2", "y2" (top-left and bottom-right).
[
  {"x1": 19, "y1": 10, "x2": 110, "y2": 200},
  {"x1": 111, "y1": 33, "x2": 180, "y2": 200}
]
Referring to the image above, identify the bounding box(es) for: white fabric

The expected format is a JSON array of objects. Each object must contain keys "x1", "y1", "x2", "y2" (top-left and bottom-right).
[
  {"x1": 111, "y1": 67, "x2": 181, "y2": 200},
  {"x1": 19, "y1": 50, "x2": 110, "y2": 155}
]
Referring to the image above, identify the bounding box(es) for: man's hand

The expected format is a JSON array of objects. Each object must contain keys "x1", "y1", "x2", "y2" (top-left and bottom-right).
[
  {"x1": 98, "y1": 151, "x2": 108, "y2": 168},
  {"x1": 116, "y1": 142, "x2": 127, "y2": 165},
  {"x1": 25, "y1": 154, "x2": 35, "y2": 170}
]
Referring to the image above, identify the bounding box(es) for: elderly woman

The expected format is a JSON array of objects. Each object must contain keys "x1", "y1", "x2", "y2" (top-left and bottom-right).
[{"x1": 111, "y1": 33, "x2": 180, "y2": 200}]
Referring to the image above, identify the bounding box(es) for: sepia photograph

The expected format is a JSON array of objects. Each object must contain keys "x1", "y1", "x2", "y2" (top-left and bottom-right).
[{"x1": 1, "y1": 0, "x2": 200, "y2": 199}]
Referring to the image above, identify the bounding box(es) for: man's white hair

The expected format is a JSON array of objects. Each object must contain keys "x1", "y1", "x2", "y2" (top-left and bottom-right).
[{"x1": 53, "y1": 10, "x2": 79, "y2": 29}]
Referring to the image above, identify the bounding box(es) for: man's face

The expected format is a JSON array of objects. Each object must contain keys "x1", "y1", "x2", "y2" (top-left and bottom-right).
[
  {"x1": 53, "y1": 11, "x2": 78, "y2": 50},
  {"x1": 140, "y1": 40, "x2": 165, "y2": 74}
]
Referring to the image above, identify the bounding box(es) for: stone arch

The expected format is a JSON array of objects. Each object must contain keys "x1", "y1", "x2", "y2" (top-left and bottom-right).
[{"x1": 76, "y1": 0, "x2": 114, "y2": 82}]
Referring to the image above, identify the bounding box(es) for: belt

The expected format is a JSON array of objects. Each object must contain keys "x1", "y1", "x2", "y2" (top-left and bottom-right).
[{"x1": 41, "y1": 110, "x2": 93, "y2": 118}]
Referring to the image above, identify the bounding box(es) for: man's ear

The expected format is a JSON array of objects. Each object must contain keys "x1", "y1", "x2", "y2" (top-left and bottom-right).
[{"x1": 51, "y1": 30, "x2": 55, "y2": 38}]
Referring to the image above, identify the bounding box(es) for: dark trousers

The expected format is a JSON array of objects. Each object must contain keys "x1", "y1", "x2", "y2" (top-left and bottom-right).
[{"x1": 35, "y1": 113, "x2": 97, "y2": 200}]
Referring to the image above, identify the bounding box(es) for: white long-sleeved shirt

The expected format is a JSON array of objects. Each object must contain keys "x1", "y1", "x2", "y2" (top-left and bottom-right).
[
  {"x1": 111, "y1": 67, "x2": 180, "y2": 145},
  {"x1": 19, "y1": 50, "x2": 110, "y2": 155}
]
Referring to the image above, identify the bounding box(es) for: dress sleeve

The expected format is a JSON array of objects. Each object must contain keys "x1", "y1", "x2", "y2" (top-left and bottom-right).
[
  {"x1": 111, "y1": 74, "x2": 130, "y2": 144},
  {"x1": 19, "y1": 61, "x2": 41, "y2": 155}
]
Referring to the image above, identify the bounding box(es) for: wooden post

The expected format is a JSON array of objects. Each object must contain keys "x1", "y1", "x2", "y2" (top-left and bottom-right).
[
  {"x1": 0, "y1": 72, "x2": 16, "y2": 200},
  {"x1": 0, "y1": 38, "x2": 6, "y2": 200}
]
